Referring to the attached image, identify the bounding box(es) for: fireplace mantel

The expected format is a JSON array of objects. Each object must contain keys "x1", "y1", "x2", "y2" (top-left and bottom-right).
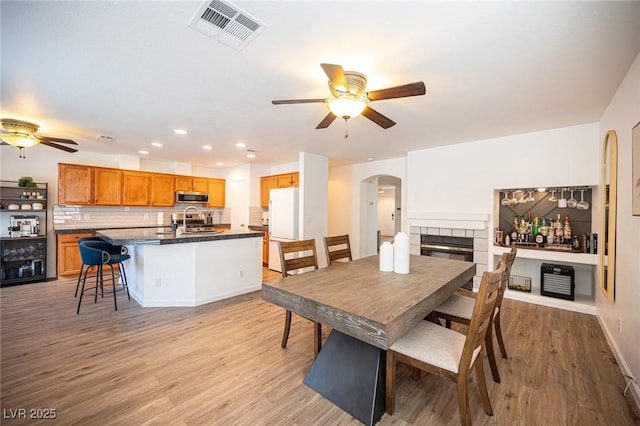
[{"x1": 408, "y1": 211, "x2": 489, "y2": 230}]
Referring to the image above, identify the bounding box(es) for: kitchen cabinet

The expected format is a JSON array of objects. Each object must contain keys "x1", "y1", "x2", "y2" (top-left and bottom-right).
[
  {"x1": 57, "y1": 232, "x2": 95, "y2": 277},
  {"x1": 277, "y1": 173, "x2": 298, "y2": 188},
  {"x1": 59, "y1": 163, "x2": 93, "y2": 205},
  {"x1": 122, "y1": 171, "x2": 150, "y2": 206},
  {"x1": 150, "y1": 174, "x2": 175, "y2": 207},
  {"x1": 175, "y1": 177, "x2": 208, "y2": 192},
  {"x1": 93, "y1": 168, "x2": 122, "y2": 205},
  {"x1": 1, "y1": 180, "x2": 48, "y2": 286},
  {"x1": 207, "y1": 179, "x2": 226, "y2": 208},
  {"x1": 260, "y1": 172, "x2": 298, "y2": 208}
]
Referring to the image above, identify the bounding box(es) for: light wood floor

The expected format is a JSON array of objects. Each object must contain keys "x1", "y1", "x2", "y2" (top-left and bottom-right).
[{"x1": 1, "y1": 270, "x2": 638, "y2": 425}]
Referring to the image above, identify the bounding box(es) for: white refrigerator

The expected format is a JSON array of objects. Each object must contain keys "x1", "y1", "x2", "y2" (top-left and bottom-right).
[{"x1": 268, "y1": 187, "x2": 299, "y2": 272}]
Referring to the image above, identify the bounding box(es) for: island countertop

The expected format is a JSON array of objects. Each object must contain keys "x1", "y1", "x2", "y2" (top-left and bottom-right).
[{"x1": 97, "y1": 228, "x2": 263, "y2": 245}]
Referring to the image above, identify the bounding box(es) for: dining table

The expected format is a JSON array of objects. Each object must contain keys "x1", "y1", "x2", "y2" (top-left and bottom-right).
[{"x1": 262, "y1": 254, "x2": 476, "y2": 425}]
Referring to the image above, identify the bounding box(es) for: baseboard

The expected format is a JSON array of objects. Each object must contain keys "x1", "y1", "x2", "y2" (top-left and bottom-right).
[{"x1": 596, "y1": 313, "x2": 640, "y2": 417}]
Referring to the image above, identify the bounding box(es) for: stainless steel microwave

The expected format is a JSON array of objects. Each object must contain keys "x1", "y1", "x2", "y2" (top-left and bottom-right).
[{"x1": 175, "y1": 191, "x2": 209, "y2": 204}]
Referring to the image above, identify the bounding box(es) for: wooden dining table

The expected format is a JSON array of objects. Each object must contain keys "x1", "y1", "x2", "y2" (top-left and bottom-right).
[{"x1": 262, "y1": 254, "x2": 476, "y2": 425}]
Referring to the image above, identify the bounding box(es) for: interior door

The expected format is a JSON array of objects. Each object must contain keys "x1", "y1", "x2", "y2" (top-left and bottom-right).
[{"x1": 230, "y1": 179, "x2": 247, "y2": 231}]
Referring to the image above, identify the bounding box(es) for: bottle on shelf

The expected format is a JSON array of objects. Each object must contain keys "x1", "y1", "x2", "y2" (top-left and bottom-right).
[
  {"x1": 554, "y1": 214, "x2": 563, "y2": 244},
  {"x1": 511, "y1": 216, "x2": 519, "y2": 243},
  {"x1": 563, "y1": 214, "x2": 572, "y2": 243}
]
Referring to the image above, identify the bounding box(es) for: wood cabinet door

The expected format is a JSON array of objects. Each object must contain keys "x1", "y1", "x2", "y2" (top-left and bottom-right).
[
  {"x1": 93, "y1": 168, "x2": 122, "y2": 205},
  {"x1": 57, "y1": 232, "x2": 94, "y2": 277},
  {"x1": 277, "y1": 172, "x2": 298, "y2": 188},
  {"x1": 122, "y1": 171, "x2": 150, "y2": 206},
  {"x1": 260, "y1": 176, "x2": 277, "y2": 208},
  {"x1": 192, "y1": 178, "x2": 208, "y2": 193},
  {"x1": 58, "y1": 163, "x2": 92, "y2": 205},
  {"x1": 150, "y1": 174, "x2": 175, "y2": 206},
  {"x1": 174, "y1": 177, "x2": 192, "y2": 191},
  {"x1": 207, "y1": 179, "x2": 225, "y2": 208},
  {"x1": 262, "y1": 232, "x2": 268, "y2": 264}
]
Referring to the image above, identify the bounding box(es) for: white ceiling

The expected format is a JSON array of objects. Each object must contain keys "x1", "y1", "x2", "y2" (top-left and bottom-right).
[{"x1": 2, "y1": 1, "x2": 640, "y2": 168}]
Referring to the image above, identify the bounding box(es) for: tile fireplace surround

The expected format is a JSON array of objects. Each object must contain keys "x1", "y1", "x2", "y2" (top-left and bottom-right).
[{"x1": 408, "y1": 212, "x2": 489, "y2": 289}]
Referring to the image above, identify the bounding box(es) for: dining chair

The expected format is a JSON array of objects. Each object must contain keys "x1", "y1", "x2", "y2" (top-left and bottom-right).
[
  {"x1": 386, "y1": 264, "x2": 506, "y2": 426},
  {"x1": 278, "y1": 238, "x2": 322, "y2": 358},
  {"x1": 432, "y1": 247, "x2": 517, "y2": 383},
  {"x1": 323, "y1": 234, "x2": 353, "y2": 266},
  {"x1": 76, "y1": 240, "x2": 131, "y2": 314}
]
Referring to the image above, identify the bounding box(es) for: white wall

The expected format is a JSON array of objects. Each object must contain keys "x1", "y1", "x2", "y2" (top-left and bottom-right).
[
  {"x1": 328, "y1": 157, "x2": 407, "y2": 259},
  {"x1": 299, "y1": 152, "x2": 328, "y2": 267},
  {"x1": 597, "y1": 51, "x2": 640, "y2": 407}
]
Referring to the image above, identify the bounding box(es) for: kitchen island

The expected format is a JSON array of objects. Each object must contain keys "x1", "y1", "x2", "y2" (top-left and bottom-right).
[{"x1": 97, "y1": 228, "x2": 263, "y2": 307}]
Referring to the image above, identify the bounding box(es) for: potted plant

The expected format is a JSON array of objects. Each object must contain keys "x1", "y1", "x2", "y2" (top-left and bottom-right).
[{"x1": 18, "y1": 176, "x2": 38, "y2": 188}]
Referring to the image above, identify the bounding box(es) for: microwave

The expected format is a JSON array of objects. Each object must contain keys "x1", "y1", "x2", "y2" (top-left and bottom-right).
[{"x1": 175, "y1": 191, "x2": 209, "y2": 204}]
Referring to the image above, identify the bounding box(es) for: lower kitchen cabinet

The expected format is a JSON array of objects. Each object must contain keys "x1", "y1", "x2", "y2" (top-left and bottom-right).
[{"x1": 57, "y1": 232, "x2": 95, "y2": 277}]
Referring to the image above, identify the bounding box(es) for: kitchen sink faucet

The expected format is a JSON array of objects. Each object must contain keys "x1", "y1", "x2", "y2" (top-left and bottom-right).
[{"x1": 182, "y1": 206, "x2": 201, "y2": 232}]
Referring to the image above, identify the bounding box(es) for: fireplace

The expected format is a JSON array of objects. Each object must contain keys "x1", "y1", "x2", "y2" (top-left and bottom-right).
[{"x1": 421, "y1": 234, "x2": 474, "y2": 289}]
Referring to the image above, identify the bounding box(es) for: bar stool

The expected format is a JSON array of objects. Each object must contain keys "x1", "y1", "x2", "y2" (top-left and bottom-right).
[{"x1": 76, "y1": 240, "x2": 131, "y2": 314}]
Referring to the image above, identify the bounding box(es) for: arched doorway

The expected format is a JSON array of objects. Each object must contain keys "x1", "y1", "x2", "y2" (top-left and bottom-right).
[{"x1": 359, "y1": 175, "x2": 402, "y2": 257}]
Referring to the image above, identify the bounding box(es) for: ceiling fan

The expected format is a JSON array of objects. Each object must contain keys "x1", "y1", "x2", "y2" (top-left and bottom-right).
[
  {"x1": 0, "y1": 118, "x2": 78, "y2": 158},
  {"x1": 272, "y1": 63, "x2": 426, "y2": 136}
]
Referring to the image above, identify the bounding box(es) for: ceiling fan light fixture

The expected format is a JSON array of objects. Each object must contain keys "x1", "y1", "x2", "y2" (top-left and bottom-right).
[
  {"x1": 1, "y1": 133, "x2": 40, "y2": 148},
  {"x1": 328, "y1": 96, "x2": 367, "y2": 119}
]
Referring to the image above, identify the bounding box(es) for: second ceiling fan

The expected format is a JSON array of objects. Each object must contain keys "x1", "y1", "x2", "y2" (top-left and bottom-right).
[{"x1": 272, "y1": 63, "x2": 426, "y2": 133}]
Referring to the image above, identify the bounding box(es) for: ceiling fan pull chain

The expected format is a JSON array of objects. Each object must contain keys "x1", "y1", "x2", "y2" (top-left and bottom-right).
[
  {"x1": 344, "y1": 118, "x2": 349, "y2": 139},
  {"x1": 19, "y1": 147, "x2": 26, "y2": 158}
]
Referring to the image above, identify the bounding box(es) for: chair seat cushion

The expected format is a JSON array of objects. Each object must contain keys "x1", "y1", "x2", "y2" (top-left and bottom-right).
[
  {"x1": 435, "y1": 294, "x2": 475, "y2": 320},
  {"x1": 436, "y1": 294, "x2": 499, "y2": 321},
  {"x1": 389, "y1": 321, "x2": 480, "y2": 374}
]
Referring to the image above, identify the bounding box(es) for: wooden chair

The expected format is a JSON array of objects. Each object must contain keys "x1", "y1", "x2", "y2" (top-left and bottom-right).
[
  {"x1": 278, "y1": 239, "x2": 322, "y2": 358},
  {"x1": 433, "y1": 247, "x2": 517, "y2": 383},
  {"x1": 323, "y1": 234, "x2": 353, "y2": 266},
  {"x1": 386, "y1": 265, "x2": 506, "y2": 425}
]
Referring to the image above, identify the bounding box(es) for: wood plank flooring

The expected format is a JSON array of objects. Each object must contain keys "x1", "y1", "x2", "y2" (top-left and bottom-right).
[{"x1": 1, "y1": 270, "x2": 638, "y2": 425}]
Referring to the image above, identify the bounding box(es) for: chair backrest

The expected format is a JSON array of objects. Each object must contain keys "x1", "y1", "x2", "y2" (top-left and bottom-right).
[
  {"x1": 495, "y1": 247, "x2": 517, "y2": 308},
  {"x1": 78, "y1": 241, "x2": 109, "y2": 266},
  {"x1": 324, "y1": 234, "x2": 353, "y2": 266},
  {"x1": 279, "y1": 239, "x2": 318, "y2": 278},
  {"x1": 459, "y1": 264, "x2": 506, "y2": 373}
]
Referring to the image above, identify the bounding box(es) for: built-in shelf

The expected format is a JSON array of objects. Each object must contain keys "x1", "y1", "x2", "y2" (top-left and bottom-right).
[
  {"x1": 504, "y1": 288, "x2": 596, "y2": 315},
  {"x1": 491, "y1": 244, "x2": 598, "y2": 265}
]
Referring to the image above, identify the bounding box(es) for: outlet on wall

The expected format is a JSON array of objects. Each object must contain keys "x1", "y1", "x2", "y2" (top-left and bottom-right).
[{"x1": 618, "y1": 318, "x2": 622, "y2": 333}]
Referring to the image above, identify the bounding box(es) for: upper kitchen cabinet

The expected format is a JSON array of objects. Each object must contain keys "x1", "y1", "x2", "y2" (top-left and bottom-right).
[
  {"x1": 175, "y1": 176, "x2": 208, "y2": 192},
  {"x1": 149, "y1": 174, "x2": 175, "y2": 207},
  {"x1": 207, "y1": 178, "x2": 225, "y2": 208},
  {"x1": 277, "y1": 172, "x2": 299, "y2": 188},
  {"x1": 93, "y1": 168, "x2": 122, "y2": 205},
  {"x1": 260, "y1": 176, "x2": 278, "y2": 208},
  {"x1": 122, "y1": 171, "x2": 150, "y2": 206},
  {"x1": 58, "y1": 163, "x2": 93, "y2": 205},
  {"x1": 260, "y1": 172, "x2": 299, "y2": 208}
]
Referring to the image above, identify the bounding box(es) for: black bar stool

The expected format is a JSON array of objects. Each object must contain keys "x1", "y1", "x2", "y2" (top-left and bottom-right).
[{"x1": 76, "y1": 240, "x2": 131, "y2": 314}]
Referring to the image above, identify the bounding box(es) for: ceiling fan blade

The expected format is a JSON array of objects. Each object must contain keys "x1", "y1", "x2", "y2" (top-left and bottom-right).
[
  {"x1": 361, "y1": 106, "x2": 396, "y2": 129},
  {"x1": 39, "y1": 140, "x2": 78, "y2": 153},
  {"x1": 272, "y1": 99, "x2": 326, "y2": 105},
  {"x1": 316, "y1": 112, "x2": 337, "y2": 129},
  {"x1": 37, "y1": 135, "x2": 78, "y2": 145},
  {"x1": 320, "y1": 63, "x2": 349, "y2": 92},
  {"x1": 366, "y1": 81, "x2": 426, "y2": 101}
]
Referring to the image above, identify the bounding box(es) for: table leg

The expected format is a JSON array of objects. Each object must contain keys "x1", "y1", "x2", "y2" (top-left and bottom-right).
[{"x1": 303, "y1": 330, "x2": 385, "y2": 425}]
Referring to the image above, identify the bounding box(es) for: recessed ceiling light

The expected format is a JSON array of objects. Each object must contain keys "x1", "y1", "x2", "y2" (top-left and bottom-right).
[
  {"x1": 247, "y1": 153, "x2": 256, "y2": 159},
  {"x1": 236, "y1": 142, "x2": 246, "y2": 148},
  {"x1": 139, "y1": 150, "x2": 149, "y2": 155},
  {"x1": 215, "y1": 162, "x2": 224, "y2": 166},
  {"x1": 174, "y1": 129, "x2": 187, "y2": 135},
  {"x1": 368, "y1": 157, "x2": 375, "y2": 161},
  {"x1": 202, "y1": 145, "x2": 212, "y2": 150},
  {"x1": 151, "y1": 142, "x2": 163, "y2": 147}
]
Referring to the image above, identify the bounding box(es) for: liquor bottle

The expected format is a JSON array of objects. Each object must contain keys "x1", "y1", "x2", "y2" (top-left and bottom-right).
[
  {"x1": 511, "y1": 216, "x2": 519, "y2": 242},
  {"x1": 554, "y1": 214, "x2": 563, "y2": 243},
  {"x1": 540, "y1": 217, "x2": 548, "y2": 237},
  {"x1": 532, "y1": 215, "x2": 539, "y2": 236},
  {"x1": 563, "y1": 215, "x2": 572, "y2": 242}
]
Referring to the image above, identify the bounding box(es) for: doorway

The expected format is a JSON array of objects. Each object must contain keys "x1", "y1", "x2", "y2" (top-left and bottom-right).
[{"x1": 359, "y1": 175, "x2": 401, "y2": 257}]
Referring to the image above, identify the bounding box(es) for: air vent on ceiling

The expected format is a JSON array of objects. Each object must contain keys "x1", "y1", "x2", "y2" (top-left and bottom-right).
[{"x1": 189, "y1": 0, "x2": 267, "y2": 51}]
